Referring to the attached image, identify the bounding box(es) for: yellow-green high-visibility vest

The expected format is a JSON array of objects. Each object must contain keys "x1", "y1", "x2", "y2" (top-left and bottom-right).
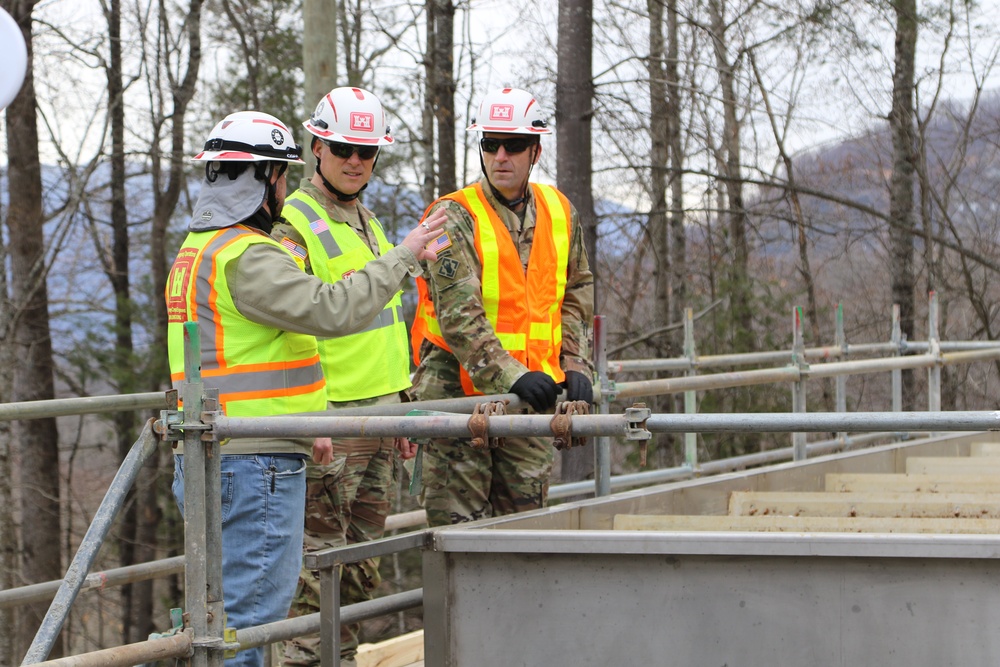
[
  {"x1": 282, "y1": 191, "x2": 411, "y2": 401},
  {"x1": 166, "y1": 225, "x2": 327, "y2": 417}
]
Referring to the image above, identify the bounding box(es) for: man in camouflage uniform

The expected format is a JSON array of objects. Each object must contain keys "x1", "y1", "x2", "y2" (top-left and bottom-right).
[
  {"x1": 409, "y1": 87, "x2": 595, "y2": 526},
  {"x1": 274, "y1": 88, "x2": 443, "y2": 667}
]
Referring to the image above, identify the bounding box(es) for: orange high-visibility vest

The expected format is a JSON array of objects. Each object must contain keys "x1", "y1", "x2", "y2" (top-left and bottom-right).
[{"x1": 411, "y1": 182, "x2": 572, "y2": 395}]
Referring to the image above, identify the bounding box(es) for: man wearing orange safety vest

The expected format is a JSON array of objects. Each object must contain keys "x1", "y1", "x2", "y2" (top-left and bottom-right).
[
  {"x1": 409, "y1": 87, "x2": 595, "y2": 527},
  {"x1": 165, "y1": 111, "x2": 444, "y2": 667}
]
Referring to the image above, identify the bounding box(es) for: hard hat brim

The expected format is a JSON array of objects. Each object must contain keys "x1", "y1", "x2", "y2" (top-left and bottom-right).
[{"x1": 303, "y1": 121, "x2": 394, "y2": 146}]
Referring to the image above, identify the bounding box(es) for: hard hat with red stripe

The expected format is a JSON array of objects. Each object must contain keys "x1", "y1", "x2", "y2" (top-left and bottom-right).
[
  {"x1": 191, "y1": 111, "x2": 305, "y2": 163},
  {"x1": 466, "y1": 88, "x2": 552, "y2": 135},
  {"x1": 303, "y1": 87, "x2": 393, "y2": 146}
]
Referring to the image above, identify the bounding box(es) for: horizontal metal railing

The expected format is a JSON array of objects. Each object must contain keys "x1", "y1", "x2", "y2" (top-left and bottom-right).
[{"x1": 11, "y1": 296, "x2": 1000, "y2": 664}]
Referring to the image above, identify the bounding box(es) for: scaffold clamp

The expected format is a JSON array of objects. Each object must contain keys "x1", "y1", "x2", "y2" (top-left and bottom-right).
[
  {"x1": 625, "y1": 403, "x2": 652, "y2": 442},
  {"x1": 551, "y1": 400, "x2": 590, "y2": 450},
  {"x1": 468, "y1": 400, "x2": 509, "y2": 450}
]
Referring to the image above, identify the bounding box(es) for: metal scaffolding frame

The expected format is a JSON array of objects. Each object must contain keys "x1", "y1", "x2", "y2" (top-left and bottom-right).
[{"x1": 9, "y1": 295, "x2": 1000, "y2": 665}]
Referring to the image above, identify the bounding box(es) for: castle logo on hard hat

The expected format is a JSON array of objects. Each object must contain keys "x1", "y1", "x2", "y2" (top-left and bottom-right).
[
  {"x1": 272, "y1": 129, "x2": 285, "y2": 145},
  {"x1": 489, "y1": 104, "x2": 514, "y2": 121},
  {"x1": 350, "y1": 112, "x2": 374, "y2": 132}
]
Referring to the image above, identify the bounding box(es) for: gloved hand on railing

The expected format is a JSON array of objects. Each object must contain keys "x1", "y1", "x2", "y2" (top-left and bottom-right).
[
  {"x1": 563, "y1": 370, "x2": 594, "y2": 404},
  {"x1": 510, "y1": 371, "x2": 560, "y2": 413}
]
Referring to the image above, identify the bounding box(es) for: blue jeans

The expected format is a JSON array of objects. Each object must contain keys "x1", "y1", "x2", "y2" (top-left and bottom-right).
[{"x1": 173, "y1": 454, "x2": 307, "y2": 667}]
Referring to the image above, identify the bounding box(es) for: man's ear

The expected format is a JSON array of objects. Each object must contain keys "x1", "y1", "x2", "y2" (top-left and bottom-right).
[{"x1": 531, "y1": 143, "x2": 542, "y2": 165}]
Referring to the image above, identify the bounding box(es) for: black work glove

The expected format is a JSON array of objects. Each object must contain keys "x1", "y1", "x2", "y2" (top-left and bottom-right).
[
  {"x1": 564, "y1": 370, "x2": 594, "y2": 404},
  {"x1": 510, "y1": 371, "x2": 560, "y2": 413}
]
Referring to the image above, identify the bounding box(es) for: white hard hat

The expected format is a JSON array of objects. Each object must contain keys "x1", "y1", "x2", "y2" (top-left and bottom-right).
[
  {"x1": 303, "y1": 87, "x2": 393, "y2": 146},
  {"x1": 191, "y1": 111, "x2": 305, "y2": 163},
  {"x1": 0, "y1": 8, "x2": 27, "y2": 111},
  {"x1": 466, "y1": 88, "x2": 552, "y2": 135}
]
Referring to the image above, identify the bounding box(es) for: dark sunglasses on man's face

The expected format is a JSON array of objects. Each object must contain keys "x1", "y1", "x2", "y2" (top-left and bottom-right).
[
  {"x1": 326, "y1": 141, "x2": 379, "y2": 160},
  {"x1": 479, "y1": 137, "x2": 537, "y2": 155}
]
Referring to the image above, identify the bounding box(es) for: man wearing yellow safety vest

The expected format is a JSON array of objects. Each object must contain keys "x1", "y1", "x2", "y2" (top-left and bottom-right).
[
  {"x1": 271, "y1": 87, "x2": 445, "y2": 667},
  {"x1": 410, "y1": 87, "x2": 595, "y2": 527},
  {"x1": 165, "y1": 110, "x2": 444, "y2": 667}
]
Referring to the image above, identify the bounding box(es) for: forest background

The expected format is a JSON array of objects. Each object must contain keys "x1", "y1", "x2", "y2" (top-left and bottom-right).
[{"x1": 3, "y1": 0, "x2": 1000, "y2": 661}]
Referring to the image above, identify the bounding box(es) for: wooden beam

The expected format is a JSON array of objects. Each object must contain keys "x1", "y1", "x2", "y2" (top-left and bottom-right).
[
  {"x1": 905, "y1": 457, "x2": 1000, "y2": 475},
  {"x1": 826, "y1": 473, "x2": 1000, "y2": 494},
  {"x1": 728, "y1": 491, "x2": 1000, "y2": 518},
  {"x1": 613, "y1": 513, "x2": 1000, "y2": 534},
  {"x1": 357, "y1": 630, "x2": 425, "y2": 667},
  {"x1": 971, "y1": 442, "x2": 1000, "y2": 457}
]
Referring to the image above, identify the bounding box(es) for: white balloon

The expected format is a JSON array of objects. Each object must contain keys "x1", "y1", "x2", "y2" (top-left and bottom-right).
[{"x1": 0, "y1": 7, "x2": 27, "y2": 111}]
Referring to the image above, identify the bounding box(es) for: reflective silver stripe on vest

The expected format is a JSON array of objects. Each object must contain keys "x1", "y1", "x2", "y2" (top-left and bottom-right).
[
  {"x1": 184, "y1": 228, "x2": 324, "y2": 397},
  {"x1": 205, "y1": 363, "x2": 323, "y2": 396},
  {"x1": 172, "y1": 364, "x2": 323, "y2": 395},
  {"x1": 318, "y1": 303, "x2": 403, "y2": 340},
  {"x1": 285, "y1": 198, "x2": 343, "y2": 258},
  {"x1": 196, "y1": 227, "x2": 246, "y2": 369}
]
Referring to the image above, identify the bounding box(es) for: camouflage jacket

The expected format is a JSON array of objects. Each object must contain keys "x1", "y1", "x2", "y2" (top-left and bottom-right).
[{"x1": 409, "y1": 177, "x2": 594, "y2": 401}]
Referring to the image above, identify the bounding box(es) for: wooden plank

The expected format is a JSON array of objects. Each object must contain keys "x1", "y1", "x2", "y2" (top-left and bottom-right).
[
  {"x1": 971, "y1": 442, "x2": 1000, "y2": 457},
  {"x1": 826, "y1": 473, "x2": 1000, "y2": 494},
  {"x1": 357, "y1": 630, "x2": 424, "y2": 667},
  {"x1": 728, "y1": 491, "x2": 1000, "y2": 518},
  {"x1": 613, "y1": 513, "x2": 1000, "y2": 534},
  {"x1": 905, "y1": 457, "x2": 1000, "y2": 475}
]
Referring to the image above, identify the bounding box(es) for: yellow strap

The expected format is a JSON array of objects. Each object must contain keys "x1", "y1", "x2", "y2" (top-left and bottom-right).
[
  {"x1": 497, "y1": 332, "x2": 526, "y2": 350},
  {"x1": 465, "y1": 191, "x2": 501, "y2": 323},
  {"x1": 529, "y1": 322, "x2": 550, "y2": 341},
  {"x1": 534, "y1": 184, "x2": 570, "y2": 378}
]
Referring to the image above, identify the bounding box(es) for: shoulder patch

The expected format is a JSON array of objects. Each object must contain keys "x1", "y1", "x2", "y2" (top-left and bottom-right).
[
  {"x1": 437, "y1": 257, "x2": 460, "y2": 279},
  {"x1": 279, "y1": 236, "x2": 308, "y2": 260},
  {"x1": 425, "y1": 231, "x2": 453, "y2": 254}
]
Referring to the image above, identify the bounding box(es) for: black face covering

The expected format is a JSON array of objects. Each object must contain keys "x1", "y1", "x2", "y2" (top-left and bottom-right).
[{"x1": 242, "y1": 207, "x2": 274, "y2": 234}]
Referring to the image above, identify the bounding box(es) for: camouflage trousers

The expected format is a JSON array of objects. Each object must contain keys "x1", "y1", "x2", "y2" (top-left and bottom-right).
[
  {"x1": 280, "y1": 435, "x2": 396, "y2": 665},
  {"x1": 420, "y1": 435, "x2": 553, "y2": 527}
]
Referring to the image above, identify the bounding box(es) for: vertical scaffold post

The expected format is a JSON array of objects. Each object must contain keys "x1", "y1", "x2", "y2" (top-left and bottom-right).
[
  {"x1": 319, "y1": 564, "x2": 342, "y2": 666},
  {"x1": 182, "y1": 322, "x2": 226, "y2": 667},
  {"x1": 683, "y1": 308, "x2": 698, "y2": 469},
  {"x1": 594, "y1": 315, "x2": 612, "y2": 497},
  {"x1": 835, "y1": 304, "x2": 848, "y2": 446},
  {"x1": 928, "y1": 292, "x2": 942, "y2": 413},
  {"x1": 791, "y1": 307, "x2": 808, "y2": 461},
  {"x1": 891, "y1": 305, "x2": 903, "y2": 413}
]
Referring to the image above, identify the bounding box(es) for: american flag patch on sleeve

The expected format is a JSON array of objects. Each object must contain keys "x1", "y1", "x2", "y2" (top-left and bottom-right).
[
  {"x1": 280, "y1": 236, "x2": 308, "y2": 260},
  {"x1": 425, "y1": 231, "x2": 453, "y2": 253}
]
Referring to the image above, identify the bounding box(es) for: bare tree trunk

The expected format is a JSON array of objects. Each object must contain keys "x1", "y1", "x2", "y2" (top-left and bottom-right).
[
  {"x1": 421, "y1": 0, "x2": 436, "y2": 202},
  {"x1": 432, "y1": 0, "x2": 456, "y2": 194},
  {"x1": 100, "y1": 0, "x2": 145, "y2": 641},
  {"x1": 889, "y1": 0, "x2": 917, "y2": 409},
  {"x1": 649, "y1": 0, "x2": 670, "y2": 344},
  {"x1": 2, "y1": 0, "x2": 63, "y2": 656},
  {"x1": 666, "y1": 0, "x2": 685, "y2": 338},
  {"x1": 556, "y1": 0, "x2": 595, "y2": 484},
  {"x1": 148, "y1": 0, "x2": 203, "y2": 620},
  {"x1": 0, "y1": 193, "x2": 16, "y2": 667},
  {"x1": 648, "y1": 0, "x2": 676, "y2": 467},
  {"x1": 666, "y1": 0, "x2": 687, "y2": 430},
  {"x1": 708, "y1": 0, "x2": 753, "y2": 352},
  {"x1": 302, "y1": 0, "x2": 337, "y2": 174}
]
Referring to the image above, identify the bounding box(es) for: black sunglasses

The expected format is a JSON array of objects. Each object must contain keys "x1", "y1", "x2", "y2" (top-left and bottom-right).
[
  {"x1": 325, "y1": 141, "x2": 379, "y2": 160},
  {"x1": 479, "y1": 137, "x2": 538, "y2": 155}
]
